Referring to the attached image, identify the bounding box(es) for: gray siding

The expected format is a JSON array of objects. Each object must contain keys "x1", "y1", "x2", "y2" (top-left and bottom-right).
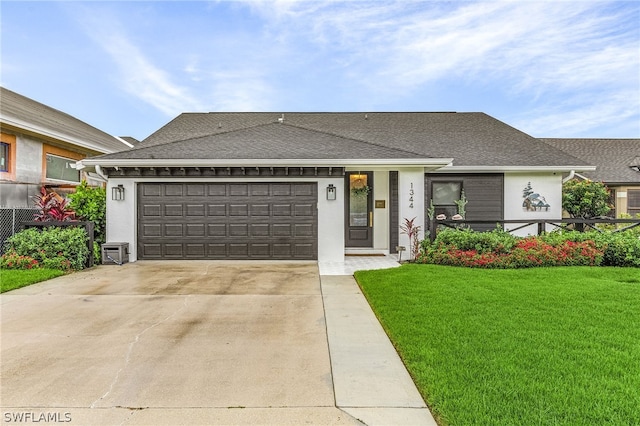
[
  {"x1": 426, "y1": 173, "x2": 504, "y2": 231},
  {"x1": 389, "y1": 171, "x2": 399, "y2": 253}
]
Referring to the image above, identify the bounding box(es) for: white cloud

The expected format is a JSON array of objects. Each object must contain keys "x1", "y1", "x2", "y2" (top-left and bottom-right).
[
  {"x1": 512, "y1": 91, "x2": 640, "y2": 137},
  {"x1": 65, "y1": 0, "x2": 639, "y2": 135},
  {"x1": 238, "y1": 0, "x2": 639, "y2": 135},
  {"x1": 202, "y1": 70, "x2": 276, "y2": 111},
  {"x1": 67, "y1": 4, "x2": 205, "y2": 116}
]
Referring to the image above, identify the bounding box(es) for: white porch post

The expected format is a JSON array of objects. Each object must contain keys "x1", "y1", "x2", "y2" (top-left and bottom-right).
[{"x1": 398, "y1": 168, "x2": 425, "y2": 259}]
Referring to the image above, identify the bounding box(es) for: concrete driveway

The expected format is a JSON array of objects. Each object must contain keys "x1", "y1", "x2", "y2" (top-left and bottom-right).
[{"x1": 1, "y1": 261, "x2": 433, "y2": 425}]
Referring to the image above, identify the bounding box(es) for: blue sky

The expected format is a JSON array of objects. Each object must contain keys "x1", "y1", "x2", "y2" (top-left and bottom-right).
[{"x1": 2, "y1": 1, "x2": 639, "y2": 141}]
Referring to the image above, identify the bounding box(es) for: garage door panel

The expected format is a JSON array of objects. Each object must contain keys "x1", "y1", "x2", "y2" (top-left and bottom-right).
[
  {"x1": 273, "y1": 244, "x2": 291, "y2": 257},
  {"x1": 164, "y1": 224, "x2": 184, "y2": 237},
  {"x1": 208, "y1": 243, "x2": 227, "y2": 257},
  {"x1": 208, "y1": 204, "x2": 227, "y2": 216},
  {"x1": 165, "y1": 185, "x2": 183, "y2": 196},
  {"x1": 208, "y1": 185, "x2": 227, "y2": 196},
  {"x1": 140, "y1": 243, "x2": 161, "y2": 257},
  {"x1": 186, "y1": 224, "x2": 205, "y2": 237},
  {"x1": 251, "y1": 204, "x2": 270, "y2": 216},
  {"x1": 186, "y1": 244, "x2": 205, "y2": 257},
  {"x1": 186, "y1": 204, "x2": 205, "y2": 216},
  {"x1": 165, "y1": 205, "x2": 183, "y2": 216},
  {"x1": 250, "y1": 184, "x2": 270, "y2": 196},
  {"x1": 293, "y1": 243, "x2": 315, "y2": 258},
  {"x1": 229, "y1": 244, "x2": 249, "y2": 257},
  {"x1": 250, "y1": 244, "x2": 270, "y2": 257},
  {"x1": 143, "y1": 205, "x2": 161, "y2": 216},
  {"x1": 229, "y1": 224, "x2": 248, "y2": 236},
  {"x1": 229, "y1": 204, "x2": 249, "y2": 216},
  {"x1": 229, "y1": 184, "x2": 248, "y2": 196},
  {"x1": 295, "y1": 204, "x2": 315, "y2": 216},
  {"x1": 186, "y1": 184, "x2": 205, "y2": 196},
  {"x1": 251, "y1": 223, "x2": 270, "y2": 236},
  {"x1": 295, "y1": 224, "x2": 315, "y2": 237},
  {"x1": 295, "y1": 184, "x2": 316, "y2": 196},
  {"x1": 164, "y1": 244, "x2": 184, "y2": 257},
  {"x1": 273, "y1": 224, "x2": 292, "y2": 237},
  {"x1": 208, "y1": 224, "x2": 226, "y2": 236},
  {"x1": 273, "y1": 204, "x2": 292, "y2": 216},
  {"x1": 143, "y1": 184, "x2": 162, "y2": 197},
  {"x1": 142, "y1": 224, "x2": 162, "y2": 237},
  {"x1": 138, "y1": 182, "x2": 317, "y2": 260},
  {"x1": 272, "y1": 184, "x2": 291, "y2": 196}
]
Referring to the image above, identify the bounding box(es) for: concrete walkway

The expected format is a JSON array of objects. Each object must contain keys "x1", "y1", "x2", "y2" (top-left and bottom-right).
[
  {"x1": 0, "y1": 260, "x2": 436, "y2": 425},
  {"x1": 321, "y1": 274, "x2": 436, "y2": 425}
]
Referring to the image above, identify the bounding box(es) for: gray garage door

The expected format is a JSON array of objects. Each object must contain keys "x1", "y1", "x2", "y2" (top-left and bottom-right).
[{"x1": 138, "y1": 182, "x2": 317, "y2": 259}]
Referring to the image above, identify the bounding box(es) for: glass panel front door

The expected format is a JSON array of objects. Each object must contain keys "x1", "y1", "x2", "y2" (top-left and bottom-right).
[
  {"x1": 345, "y1": 172, "x2": 373, "y2": 247},
  {"x1": 350, "y1": 174, "x2": 369, "y2": 226}
]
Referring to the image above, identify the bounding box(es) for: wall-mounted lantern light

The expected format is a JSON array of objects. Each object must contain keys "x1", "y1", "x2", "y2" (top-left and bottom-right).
[
  {"x1": 326, "y1": 184, "x2": 337, "y2": 200},
  {"x1": 112, "y1": 184, "x2": 125, "y2": 201}
]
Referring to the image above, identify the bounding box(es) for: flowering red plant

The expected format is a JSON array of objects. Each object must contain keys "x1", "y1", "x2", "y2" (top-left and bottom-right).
[
  {"x1": 32, "y1": 187, "x2": 76, "y2": 222},
  {"x1": 418, "y1": 236, "x2": 603, "y2": 268}
]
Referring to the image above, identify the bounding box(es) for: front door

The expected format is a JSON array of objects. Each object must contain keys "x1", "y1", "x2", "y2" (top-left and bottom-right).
[{"x1": 345, "y1": 171, "x2": 373, "y2": 247}]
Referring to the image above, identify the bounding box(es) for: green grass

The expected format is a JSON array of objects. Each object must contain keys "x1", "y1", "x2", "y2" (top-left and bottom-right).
[
  {"x1": 0, "y1": 269, "x2": 64, "y2": 293},
  {"x1": 355, "y1": 265, "x2": 640, "y2": 426}
]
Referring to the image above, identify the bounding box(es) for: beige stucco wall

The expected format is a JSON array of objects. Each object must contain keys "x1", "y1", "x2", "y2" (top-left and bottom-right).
[{"x1": 612, "y1": 185, "x2": 640, "y2": 217}]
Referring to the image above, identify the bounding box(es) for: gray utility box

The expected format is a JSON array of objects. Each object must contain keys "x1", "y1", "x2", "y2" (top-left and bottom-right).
[{"x1": 101, "y1": 242, "x2": 130, "y2": 265}]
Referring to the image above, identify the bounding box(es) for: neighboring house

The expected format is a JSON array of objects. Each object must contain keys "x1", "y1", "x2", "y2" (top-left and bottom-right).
[
  {"x1": 78, "y1": 112, "x2": 595, "y2": 263},
  {"x1": 119, "y1": 136, "x2": 140, "y2": 146},
  {"x1": 0, "y1": 86, "x2": 132, "y2": 207},
  {"x1": 542, "y1": 139, "x2": 640, "y2": 218}
]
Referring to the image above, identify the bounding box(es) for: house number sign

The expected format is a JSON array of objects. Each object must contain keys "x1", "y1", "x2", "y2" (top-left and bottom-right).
[{"x1": 409, "y1": 183, "x2": 414, "y2": 208}]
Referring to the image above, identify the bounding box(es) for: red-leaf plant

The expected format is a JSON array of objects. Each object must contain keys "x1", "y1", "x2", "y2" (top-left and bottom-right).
[
  {"x1": 400, "y1": 217, "x2": 422, "y2": 260},
  {"x1": 32, "y1": 187, "x2": 76, "y2": 222}
]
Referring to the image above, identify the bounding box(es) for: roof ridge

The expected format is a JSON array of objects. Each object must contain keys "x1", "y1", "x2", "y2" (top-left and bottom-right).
[{"x1": 281, "y1": 122, "x2": 432, "y2": 158}]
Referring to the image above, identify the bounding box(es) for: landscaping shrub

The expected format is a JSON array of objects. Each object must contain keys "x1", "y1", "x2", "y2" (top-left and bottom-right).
[
  {"x1": 421, "y1": 227, "x2": 516, "y2": 254},
  {"x1": 600, "y1": 231, "x2": 640, "y2": 267},
  {"x1": 538, "y1": 229, "x2": 640, "y2": 267},
  {"x1": 562, "y1": 179, "x2": 611, "y2": 218},
  {"x1": 2, "y1": 226, "x2": 89, "y2": 271},
  {"x1": 68, "y1": 181, "x2": 106, "y2": 242},
  {"x1": 417, "y1": 228, "x2": 640, "y2": 268},
  {"x1": 68, "y1": 181, "x2": 106, "y2": 266},
  {"x1": 32, "y1": 187, "x2": 76, "y2": 221},
  {"x1": 0, "y1": 251, "x2": 40, "y2": 270}
]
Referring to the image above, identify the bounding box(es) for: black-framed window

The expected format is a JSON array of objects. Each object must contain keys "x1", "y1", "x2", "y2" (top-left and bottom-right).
[
  {"x1": 0, "y1": 142, "x2": 8, "y2": 172},
  {"x1": 432, "y1": 181, "x2": 462, "y2": 218}
]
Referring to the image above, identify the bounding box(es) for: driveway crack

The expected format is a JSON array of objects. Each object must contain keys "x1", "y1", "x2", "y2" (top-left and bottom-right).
[{"x1": 90, "y1": 295, "x2": 191, "y2": 408}]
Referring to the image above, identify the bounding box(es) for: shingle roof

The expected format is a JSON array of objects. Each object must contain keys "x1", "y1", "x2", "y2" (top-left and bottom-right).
[
  {"x1": 96, "y1": 122, "x2": 428, "y2": 160},
  {"x1": 119, "y1": 136, "x2": 140, "y2": 145},
  {"x1": 134, "y1": 112, "x2": 589, "y2": 168},
  {"x1": 542, "y1": 138, "x2": 640, "y2": 184},
  {"x1": 0, "y1": 86, "x2": 129, "y2": 154},
  {"x1": 89, "y1": 112, "x2": 589, "y2": 168}
]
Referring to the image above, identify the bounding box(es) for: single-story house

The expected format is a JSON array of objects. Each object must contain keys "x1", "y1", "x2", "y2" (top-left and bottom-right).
[
  {"x1": 0, "y1": 86, "x2": 133, "y2": 207},
  {"x1": 77, "y1": 112, "x2": 595, "y2": 263},
  {"x1": 542, "y1": 138, "x2": 640, "y2": 218}
]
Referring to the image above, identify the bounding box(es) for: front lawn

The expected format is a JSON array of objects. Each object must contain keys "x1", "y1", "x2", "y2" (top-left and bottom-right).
[
  {"x1": 355, "y1": 265, "x2": 640, "y2": 426},
  {"x1": 0, "y1": 269, "x2": 64, "y2": 293}
]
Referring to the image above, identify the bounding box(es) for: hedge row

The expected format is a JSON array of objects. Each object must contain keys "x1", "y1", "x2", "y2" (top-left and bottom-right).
[{"x1": 419, "y1": 228, "x2": 640, "y2": 268}]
